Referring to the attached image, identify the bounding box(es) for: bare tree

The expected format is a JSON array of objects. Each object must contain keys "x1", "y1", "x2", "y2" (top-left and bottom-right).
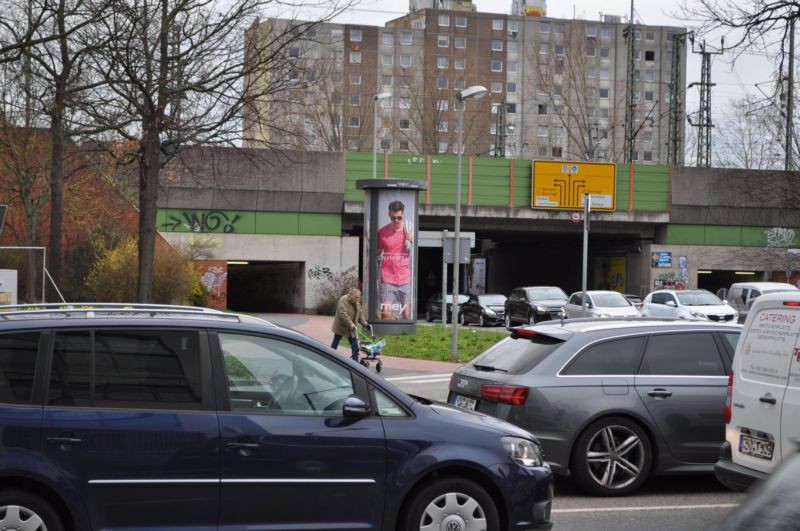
[
  {"x1": 714, "y1": 93, "x2": 785, "y2": 168},
  {"x1": 76, "y1": 0, "x2": 355, "y2": 302}
]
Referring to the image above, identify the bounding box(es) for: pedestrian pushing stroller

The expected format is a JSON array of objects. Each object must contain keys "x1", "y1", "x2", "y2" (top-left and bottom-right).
[{"x1": 356, "y1": 324, "x2": 385, "y2": 372}]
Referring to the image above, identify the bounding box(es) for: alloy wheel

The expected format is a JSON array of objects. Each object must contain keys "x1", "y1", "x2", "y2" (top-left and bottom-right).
[{"x1": 584, "y1": 424, "x2": 646, "y2": 491}]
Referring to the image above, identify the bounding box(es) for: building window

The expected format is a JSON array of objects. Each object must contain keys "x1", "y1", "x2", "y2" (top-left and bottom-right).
[
  {"x1": 347, "y1": 138, "x2": 359, "y2": 150},
  {"x1": 644, "y1": 130, "x2": 654, "y2": 142},
  {"x1": 632, "y1": 150, "x2": 639, "y2": 161},
  {"x1": 349, "y1": 73, "x2": 361, "y2": 84},
  {"x1": 508, "y1": 19, "x2": 519, "y2": 33},
  {"x1": 438, "y1": 121, "x2": 448, "y2": 132},
  {"x1": 455, "y1": 15, "x2": 467, "y2": 27},
  {"x1": 599, "y1": 88, "x2": 609, "y2": 99},
  {"x1": 539, "y1": 43, "x2": 550, "y2": 54},
  {"x1": 645, "y1": 50, "x2": 655, "y2": 61},
  {"x1": 491, "y1": 81, "x2": 502, "y2": 92},
  {"x1": 350, "y1": 51, "x2": 361, "y2": 63},
  {"x1": 633, "y1": 49, "x2": 641, "y2": 60},
  {"x1": 540, "y1": 21, "x2": 550, "y2": 33},
  {"x1": 492, "y1": 39, "x2": 503, "y2": 51},
  {"x1": 555, "y1": 24, "x2": 564, "y2": 34},
  {"x1": 506, "y1": 102, "x2": 516, "y2": 113},
  {"x1": 455, "y1": 36, "x2": 467, "y2": 48},
  {"x1": 491, "y1": 59, "x2": 503, "y2": 72},
  {"x1": 508, "y1": 41, "x2": 519, "y2": 53},
  {"x1": 454, "y1": 58, "x2": 466, "y2": 69},
  {"x1": 438, "y1": 35, "x2": 449, "y2": 47},
  {"x1": 598, "y1": 107, "x2": 609, "y2": 118},
  {"x1": 438, "y1": 141, "x2": 448, "y2": 153},
  {"x1": 382, "y1": 53, "x2": 393, "y2": 66},
  {"x1": 350, "y1": 29, "x2": 362, "y2": 42},
  {"x1": 634, "y1": 69, "x2": 641, "y2": 81},
  {"x1": 349, "y1": 116, "x2": 360, "y2": 127},
  {"x1": 508, "y1": 61, "x2": 517, "y2": 73},
  {"x1": 380, "y1": 139, "x2": 391, "y2": 150},
  {"x1": 587, "y1": 66, "x2": 596, "y2": 78},
  {"x1": 399, "y1": 98, "x2": 410, "y2": 109},
  {"x1": 645, "y1": 30, "x2": 655, "y2": 41},
  {"x1": 437, "y1": 76, "x2": 448, "y2": 89},
  {"x1": 644, "y1": 151, "x2": 653, "y2": 162},
  {"x1": 600, "y1": 47, "x2": 610, "y2": 58},
  {"x1": 334, "y1": 50, "x2": 343, "y2": 63},
  {"x1": 666, "y1": 31, "x2": 675, "y2": 41},
  {"x1": 586, "y1": 24, "x2": 597, "y2": 37},
  {"x1": 400, "y1": 54, "x2": 411, "y2": 67},
  {"x1": 331, "y1": 28, "x2": 343, "y2": 41},
  {"x1": 555, "y1": 44, "x2": 564, "y2": 56},
  {"x1": 538, "y1": 104, "x2": 547, "y2": 115},
  {"x1": 382, "y1": 74, "x2": 392, "y2": 86},
  {"x1": 537, "y1": 145, "x2": 549, "y2": 157},
  {"x1": 438, "y1": 14, "x2": 450, "y2": 26},
  {"x1": 644, "y1": 90, "x2": 654, "y2": 102},
  {"x1": 553, "y1": 84, "x2": 562, "y2": 96},
  {"x1": 399, "y1": 118, "x2": 410, "y2": 130},
  {"x1": 399, "y1": 140, "x2": 410, "y2": 151},
  {"x1": 586, "y1": 46, "x2": 595, "y2": 57},
  {"x1": 382, "y1": 32, "x2": 394, "y2": 45},
  {"x1": 349, "y1": 94, "x2": 360, "y2": 106},
  {"x1": 599, "y1": 67, "x2": 609, "y2": 79},
  {"x1": 552, "y1": 146, "x2": 563, "y2": 158},
  {"x1": 538, "y1": 125, "x2": 548, "y2": 137},
  {"x1": 665, "y1": 51, "x2": 673, "y2": 62},
  {"x1": 490, "y1": 123, "x2": 497, "y2": 135},
  {"x1": 399, "y1": 75, "x2": 410, "y2": 87},
  {"x1": 454, "y1": 78, "x2": 465, "y2": 90},
  {"x1": 507, "y1": 82, "x2": 517, "y2": 93},
  {"x1": 634, "y1": 29, "x2": 641, "y2": 40},
  {"x1": 600, "y1": 27, "x2": 611, "y2": 39},
  {"x1": 437, "y1": 56, "x2": 448, "y2": 69},
  {"x1": 400, "y1": 32, "x2": 412, "y2": 45},
  {"x1": 492, "y1": 18, "x2": 504, "y2": 31},
  {"x1": 437, "y1": 99, "x2": 448, "y2": 111}
]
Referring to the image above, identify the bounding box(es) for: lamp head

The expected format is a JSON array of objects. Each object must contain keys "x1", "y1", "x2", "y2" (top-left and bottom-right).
[{"x1": 457, "y1": 85, "x2": 488, "y2": 102}]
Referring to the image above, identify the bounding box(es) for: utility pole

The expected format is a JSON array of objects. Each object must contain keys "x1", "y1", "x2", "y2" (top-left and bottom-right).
[
  {"x1": 785, "y1": 18, "x2": 795, "y2": 171},
  {"x1": 688, "y1": 37, "x2": 723, "y2": 167},
  {"x1": 494, "y1": 101, "x2": 505, "y2": 157},
  {"x1": 667, "y1": 32, "x2": 690, "y2": 166},
  {"x1": 623, "y1": 0, "x2": 636, "y2": 164}
]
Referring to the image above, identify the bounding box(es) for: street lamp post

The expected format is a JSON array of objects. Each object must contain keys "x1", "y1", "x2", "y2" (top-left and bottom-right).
[
  {"x1": 450, "y1": 85, "x2": 487, "y2": 362},
  {"x1": 373, "y1": 92, "x2": 392, "y2": 179}
]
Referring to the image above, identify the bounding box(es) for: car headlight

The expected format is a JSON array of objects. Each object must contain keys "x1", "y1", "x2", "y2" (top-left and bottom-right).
[
  {"x1": 502, "y1": 436, "x2": 543, "y2": 467},
  {"x1": 535, "y1": 305, "x2": 548, "y2": 313}
]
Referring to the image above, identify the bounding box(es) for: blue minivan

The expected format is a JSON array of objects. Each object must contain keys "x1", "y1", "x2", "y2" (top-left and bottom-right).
[{"x1": 0, "y1": 304, "x2": 553, "y2": 531}]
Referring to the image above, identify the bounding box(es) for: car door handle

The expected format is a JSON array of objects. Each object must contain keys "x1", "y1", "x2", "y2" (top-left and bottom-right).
[
  {"x1": 759, "y1": 395, "x2": 777, "y2": 405},
  {"x1": 227, "y1": 442, "x2": 260, "y2": 450},
  {"x1": 647, "y1": 388, "x2": 672, "y2": 399},
  {"x1": 46, "y1": 436, "x2": 82, "y2": 446}
]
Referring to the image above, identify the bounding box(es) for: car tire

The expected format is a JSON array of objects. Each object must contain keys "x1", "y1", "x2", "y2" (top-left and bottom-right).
[
  {"x1": 570, "y1": 416, "x2": 652, "y2": 497},
  {"x1": 505, "y1": 314, "x2": 512, "y2": 329},
  {"x1": 0, "y1": 490, "x2": 65, "y2": 531},
  {"x1": 400, "y1": 477, "x2": 499, "y2": 531},
  {"x1": 426, "y1": 309, "x2": 432, "y2": 322}
]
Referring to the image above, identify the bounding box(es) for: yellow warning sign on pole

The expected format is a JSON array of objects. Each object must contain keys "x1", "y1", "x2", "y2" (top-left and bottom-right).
[{"x1": 532, "y1": 161, "x2": 616, "y2": 211}]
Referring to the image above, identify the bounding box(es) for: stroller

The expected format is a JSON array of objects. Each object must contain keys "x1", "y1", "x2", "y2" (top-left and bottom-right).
[{"x1": 355, "y1": 324, "x2": 385, "y2": 372}]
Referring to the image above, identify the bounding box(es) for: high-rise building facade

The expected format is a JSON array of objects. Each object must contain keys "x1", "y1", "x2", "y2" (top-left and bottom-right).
[{"x1": 244, "y1": 7, "x2": 686, "y2": 164}]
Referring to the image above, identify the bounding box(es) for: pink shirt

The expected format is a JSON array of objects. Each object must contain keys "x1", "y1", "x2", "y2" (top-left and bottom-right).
[{"x1": 377, "y1": 224, "x2": 410, "y2": 284}]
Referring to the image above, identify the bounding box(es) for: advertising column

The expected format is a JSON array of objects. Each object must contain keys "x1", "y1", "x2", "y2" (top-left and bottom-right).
[{"x1": 357, "y1": 179, "x2": 426, "y2": 336}]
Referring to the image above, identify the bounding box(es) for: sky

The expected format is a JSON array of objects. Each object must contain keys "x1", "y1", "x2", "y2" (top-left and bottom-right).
[{"x1": 279, "y1": 0, "x2": 785, "y2": 134}]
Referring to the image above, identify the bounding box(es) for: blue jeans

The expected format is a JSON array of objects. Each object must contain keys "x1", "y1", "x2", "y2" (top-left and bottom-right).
[{"x1": 331, "y1": 334, "x2": 359, "y2": 361}]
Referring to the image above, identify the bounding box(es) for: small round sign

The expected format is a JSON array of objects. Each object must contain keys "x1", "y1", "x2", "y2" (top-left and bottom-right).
[{"x1": 570, "y1": 211, "x2": 583, "y2": 223}]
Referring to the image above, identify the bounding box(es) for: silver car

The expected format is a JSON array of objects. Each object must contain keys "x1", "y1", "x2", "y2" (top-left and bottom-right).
[
  {"x1": 565, "y1": 290, "x2": 640, "y2": 318},
  {"x1": 448, "y1": 318, "x2": 741, "y2": 496}
]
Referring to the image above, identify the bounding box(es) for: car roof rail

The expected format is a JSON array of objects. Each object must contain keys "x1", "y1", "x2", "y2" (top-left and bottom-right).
[{"x1": 0, "y1": 303, "x2": 241, "y2": 322}]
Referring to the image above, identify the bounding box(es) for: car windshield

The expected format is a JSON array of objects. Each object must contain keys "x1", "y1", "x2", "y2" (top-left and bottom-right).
[
  {"x1": 479, "y1": 295, "x2": 506, "y2": 305},
  {"x1": 445, "y1": 295, "x2": 470, "y2": 303},
  {"x1": 676, "y1": 291, "x2": 723, "y2": 306},
  {"x1": 592, "y1": 293, "x2": 631, "y2": 307},
  {"x1": 527, "y1": 287, "x2": 566, "y2": 300},
  {"x1": 469, "y1": 334, "x2": 564, "y2": 375}
]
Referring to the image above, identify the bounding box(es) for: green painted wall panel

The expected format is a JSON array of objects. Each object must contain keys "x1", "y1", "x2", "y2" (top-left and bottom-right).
[
  {"x1": 299, "y1": 213, "x2": 341, "y2": 235},
  {"x1": 513, "y1": 159, "x2": 533, "y2": 208},
  {"x1": 741, "y1": 227, "x2": 768, "y2": 247},
  {"x1": 472, "y1": 158, "x2": 512, "y2": 206},
  {"x1": 704, "y1": 225, "x2": 742, "y2": 246},
  {"x1": 666, "y1": 224, "x2": 705, "y2": 245},
  {"x1": 666, "y1": 224, "x2": 800, "y2": 247},
  {"x1": 157, "y1": 209, "x2": 257, "y2": 233},
  {"x1": 255, "y1": 212, "x2": 299, "y2": 234}
]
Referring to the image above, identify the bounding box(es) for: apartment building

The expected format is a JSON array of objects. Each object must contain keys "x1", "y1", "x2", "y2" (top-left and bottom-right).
[{"x1": 244, "y1": 3, "x2": 686, "y2": 164}]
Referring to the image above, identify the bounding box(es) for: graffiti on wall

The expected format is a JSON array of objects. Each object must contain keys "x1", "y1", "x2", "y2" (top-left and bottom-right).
[
  {"x1": 307, "y1": 265, "x2": 334, "y2": 281},
  {"x1": 160, "y1": 210, "x2": 242, "y2": 233},
  {"x1": 198, "y1": 261, "x2": 228, "y2": 308},
  {"x1": 765, "y1": 227, "x2": 796, "y2": 248}
]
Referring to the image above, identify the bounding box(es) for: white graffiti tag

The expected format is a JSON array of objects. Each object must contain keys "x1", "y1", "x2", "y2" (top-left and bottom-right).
[{"x1": 765, "y1": 227, "x2": 796, "y2": 248}]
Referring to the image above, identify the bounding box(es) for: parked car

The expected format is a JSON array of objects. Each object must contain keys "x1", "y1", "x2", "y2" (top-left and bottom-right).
[
  {"x1": 564, "y1": 290, "x2": 640, "y2": 318},
  {"x1": 719, "y1": 281, "x2": 798, "y2": 323},
  {"x1": 0, "y1": 303, "x2": 554, "y2": 530},
  {"x1": 639, "y1": 289, "x2": 737, "y2": 322},
  {"x1": 504, "y1": 286, "x2": 568, "y2": 328},
  {"x1": 448, "y1": 318, "x2": 741, "y2": 496},
  {"x1": 458, "y1": 293, "x2": 507, "y2": 326},
  {"x1": 423, "y1": 293, "x2": 469, "y2": 323},
  {"x1": 623, "y1": 293, "x2": 643, "y2": 310},
  {"x1": 714, "y1": 291, "x2": 800, "y2": 493}
]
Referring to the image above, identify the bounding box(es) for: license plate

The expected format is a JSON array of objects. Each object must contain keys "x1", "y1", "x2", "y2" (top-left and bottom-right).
[
  {"x1": 452, "y1": 394, "x2": 477, "y2": 411},
  {"x1": 739, "y1": 434, "x2": 774, "y2": 460}
]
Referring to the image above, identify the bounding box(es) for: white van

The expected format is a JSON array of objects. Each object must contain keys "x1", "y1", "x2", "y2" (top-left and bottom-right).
[
  {"x1": 723, "y1": 281, "x2": 798, "y2": 323},
  {"x1": 714, "y1": 291, "x2": 800, "y2": 491}
]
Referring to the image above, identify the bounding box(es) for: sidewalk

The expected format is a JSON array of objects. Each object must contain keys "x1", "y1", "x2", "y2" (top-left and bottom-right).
[{"x1": 260, "y1": 313, "x2": 463, "y2": 373}]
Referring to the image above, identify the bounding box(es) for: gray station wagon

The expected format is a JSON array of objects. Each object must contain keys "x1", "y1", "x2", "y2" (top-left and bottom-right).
[{"x1": 448, "y1": 318, "x2": 741, "y2": 496}]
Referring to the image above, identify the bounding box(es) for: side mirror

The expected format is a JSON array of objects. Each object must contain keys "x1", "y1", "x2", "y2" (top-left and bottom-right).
[
  {"x1": 666, "y1": 300, "x2": 677, "y2": 307},
  {"x1": 343, "y1": 395, "x2": 371, "y2": 418}
]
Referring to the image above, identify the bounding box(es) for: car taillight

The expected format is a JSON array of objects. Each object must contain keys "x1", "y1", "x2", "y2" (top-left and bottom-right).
[
  {"x1": 481, "y1": 385, "x2": 529, "y2": 405},
  {"x1": 783, "y1": 301, "x2": 800, "y2": 307},
  {"x1": 724, "y1": 371, "x2": 733, "y2": 424}
]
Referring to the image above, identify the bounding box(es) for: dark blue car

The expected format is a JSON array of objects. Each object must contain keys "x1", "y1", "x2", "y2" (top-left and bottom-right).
[{"x1": 0, "y1": 304, "x2": 553, "y2": 530}]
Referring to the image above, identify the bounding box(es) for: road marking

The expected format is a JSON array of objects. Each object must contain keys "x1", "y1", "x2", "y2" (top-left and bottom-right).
[
  {"x1": 385, "y1": 373, "x2": 452, "y2": 382},
  {"x1": 553, "y1": 503, "x2": 739, "y2": 514}
]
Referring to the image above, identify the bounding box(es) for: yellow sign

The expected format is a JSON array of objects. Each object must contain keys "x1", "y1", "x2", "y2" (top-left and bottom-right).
[{"x1": 532, "y1": 161, "x2": 616, "y2": 211}]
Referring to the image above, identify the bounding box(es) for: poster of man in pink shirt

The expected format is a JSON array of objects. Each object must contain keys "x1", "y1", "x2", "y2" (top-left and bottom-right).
[{"x1": 377, "y1": 199, "x2": 414, "y2": 320}]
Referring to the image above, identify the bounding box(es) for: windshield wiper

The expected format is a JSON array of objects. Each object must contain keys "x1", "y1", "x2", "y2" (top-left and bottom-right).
[{"x1": 473, "y1": 364, "x2": 508, "y2": 372}]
